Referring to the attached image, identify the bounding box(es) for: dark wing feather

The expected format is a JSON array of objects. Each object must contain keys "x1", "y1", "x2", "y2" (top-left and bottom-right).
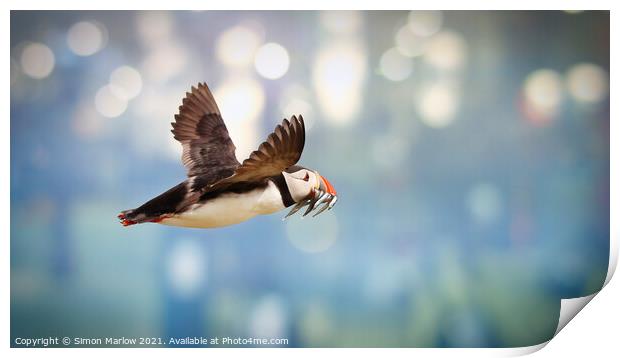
[
  {"x1": 171, "y1": 82, "x2": 240, "y2": 178},
  {"x1": 209, "y1": 115, "x2": 306, "y2": 190}
]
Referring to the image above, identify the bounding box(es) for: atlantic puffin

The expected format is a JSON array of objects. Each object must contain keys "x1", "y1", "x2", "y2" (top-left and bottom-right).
[{"x1": 118, "y1": 82, "x2": 338, "y2": 228}]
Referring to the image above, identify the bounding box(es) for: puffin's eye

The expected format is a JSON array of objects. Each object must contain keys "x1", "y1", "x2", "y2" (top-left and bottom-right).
[{"x1": 303, "y1": 172, "x2": 310, "y2": 182}]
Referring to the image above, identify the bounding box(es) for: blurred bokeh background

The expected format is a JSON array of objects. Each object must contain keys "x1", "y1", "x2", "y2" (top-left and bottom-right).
[{"x1": 10, "y1": 10, "x2": 610, "y2": 347}]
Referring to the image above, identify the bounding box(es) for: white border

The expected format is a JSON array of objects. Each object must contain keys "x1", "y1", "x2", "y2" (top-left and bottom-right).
[
  {"x1": 0, "y1": 0, "x2": 615, "y2": 10},
  {"x1": 4, "y1": 1, "x2": 617, "y2": 356}
]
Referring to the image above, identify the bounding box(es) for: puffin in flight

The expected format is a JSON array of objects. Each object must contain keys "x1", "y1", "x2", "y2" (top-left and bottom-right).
[{"x1": 118, "y1": 82, "x2": 338, "y2": 228}]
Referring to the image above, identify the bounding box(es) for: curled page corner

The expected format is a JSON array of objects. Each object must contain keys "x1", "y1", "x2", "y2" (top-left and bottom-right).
[
  {"x1": 552, "y1": 229, "x2": 619, "y2": 336},
  {"x1": 511, "y1": 234, "x2": 618, "y2": 356},
  {"x1": 554, "y1": 294, "x2": 596, "y2": 335}
]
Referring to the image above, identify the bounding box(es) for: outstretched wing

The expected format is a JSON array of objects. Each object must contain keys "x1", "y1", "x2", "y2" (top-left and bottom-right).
[
  {"x1": 209, "y1": 115, "x2": 306, "y2": 190},
  {"x1": 171, "y1": 82, "x2": 240, "y2": 178}
]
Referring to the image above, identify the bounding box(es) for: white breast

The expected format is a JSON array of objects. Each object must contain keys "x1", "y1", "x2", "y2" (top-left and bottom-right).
[{"x1": 160, "y1": 180, "x2": 285, "y2": 228}]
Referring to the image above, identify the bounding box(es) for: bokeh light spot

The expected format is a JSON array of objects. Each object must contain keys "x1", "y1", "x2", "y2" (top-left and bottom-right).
[
  {"x1": 109, "y1": 66, "x2": 143, "y2": 100},
  {"x1": 166, "y1": 240, "x2": 207, "y2": 299},
  {"x1": 408, "y1": 11, "x2": 443, "y2": 37},
  {"x1": 565, "y1": 63, "x2": 609, "y2": 104},
  {"x1": 67, "y1": 21, "x2": 107, "y2": 56},
  {"x1": 94, "y1": 85, "x2": 128, "y2": 118},
  {"x1": 320, "y1": 11, "x2": 362, "y2": 34},
  {"x1": 395, "y1": 25, "x2": 428, "y2": 58},
  {"x1": 215, "y1": 79, "x2": 265, "y2": 159},
  {"x1": 215, "y1": 78, "x2": 265, "y2": 125},
  {"x1": 216, "y1": 26, "x2": 261, "y2": 67},
  {"x1": 142, "y1": 42, "x2": 188, "y2": 82},
  {"x1": 254, "y1": 42, "x2": 290, "y2": 80},
  {"x1": 313, "y1": 42, "x2": 367, "y2": 126},
  {"x1": 249, "y1": 295, "x2": 287, "y2": 342},
  {"x1": 416, "y1": 81, "x2": 460, "y2": 128},
  {"x1": 20, "y1": 43, "x2": 55, "y2": 79},
  {"x1": 522, "y1": 68, "x2": 563, "y2": 122},
  {"x1": 379, "y1": 47, "x2": 413, "y2": 81},
  {"x1": 135, "y1": 11, "x2": 173, "y2": 45},
  {"x1": 424, "y1": 30, "x2": 467, "y2": 71}
]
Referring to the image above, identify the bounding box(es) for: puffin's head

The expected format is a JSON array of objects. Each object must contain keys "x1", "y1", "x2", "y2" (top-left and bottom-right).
[{"x1": 282, "y1": 165, "x2": 338, "y2": 218}]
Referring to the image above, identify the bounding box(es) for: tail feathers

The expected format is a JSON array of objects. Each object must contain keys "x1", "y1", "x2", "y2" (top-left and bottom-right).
[{"x1": 118, "y1": 209, "x2": 171, "y2": 227}]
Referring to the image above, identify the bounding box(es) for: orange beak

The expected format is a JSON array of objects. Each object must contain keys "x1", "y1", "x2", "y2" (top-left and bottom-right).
[{"x1": 318, "y1": 174, "x2": 337, "y2": 196}]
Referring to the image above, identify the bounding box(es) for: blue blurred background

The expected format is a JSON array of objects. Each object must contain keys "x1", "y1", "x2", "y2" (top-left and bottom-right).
[{"x1": 10, "y1": 10, "x2": 609, "y2": 347}]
